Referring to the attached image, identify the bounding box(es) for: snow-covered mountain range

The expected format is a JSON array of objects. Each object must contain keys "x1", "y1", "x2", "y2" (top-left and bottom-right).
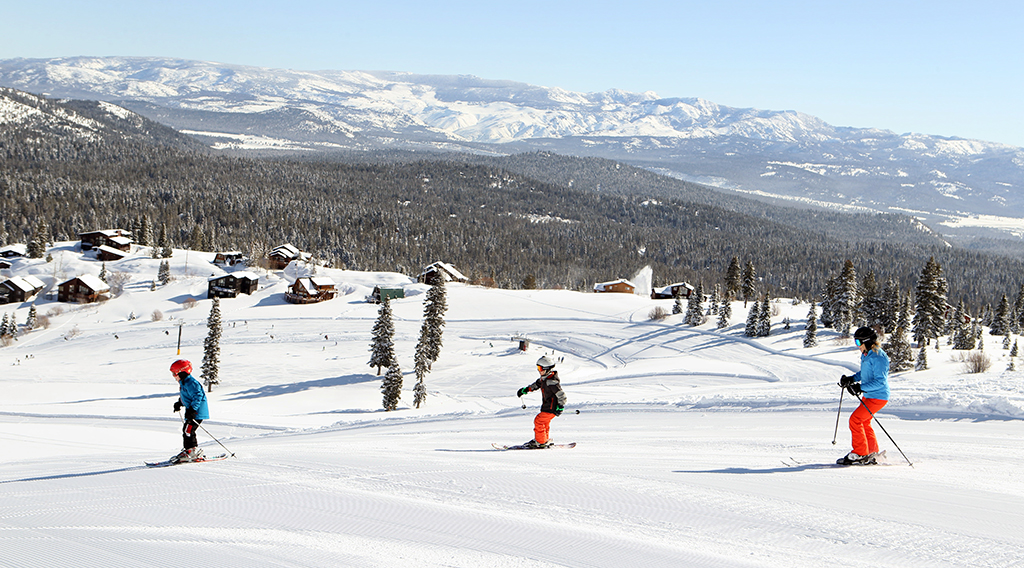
[{"x1": 2, "y1": 56, "x2": 1023, "y2": 241}]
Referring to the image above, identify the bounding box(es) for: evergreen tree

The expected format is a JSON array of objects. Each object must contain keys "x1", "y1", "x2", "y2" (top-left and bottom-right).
[
  {"x1": 745, "y1": 299, "x2": 760, "y2": 337},
  {"x1": 1013, "y1": 283, "x2": 1024, "y2": 334},
  {"x1": 884, "y1": 295, "x2": 914, "y2": 372},
  {"x1": 685, "y1": 292, "x2": 705, "y2": 326},
  {"x1": 158, "y1": 224, "x2": 173, "y2": 258},
  {"x1": 413, "y1": 280, "x2": 447, "y2": 408},
  {"x1": 26, "y1": 305, "x2": 36, "y2": 330},
  {"x1": 832, "y1": 260, "x2": 859, "y2": 337},
  {"x1": 368, "y1": 296, "x2": 397, "y2": 376},
  {"x1": 709, "y1": 285, "x2": 721, "y2": 315},
  {"x1": 0, "y1": 313, "x2": 10, "y2": 339},
  {"x1": 717, "y1": 293, "x2": 732, "y2": 329},
  {"x1": 879, "y1": 278, "x2": 901, "y2": 334},
  {"x1": 201, "y1": 297, "x2": 222, "y2": 392},
  {"x1": 757, "y1": 292, "x2": 772, "y2": 337},
  {"x1": 724, "y1": 256, "x2": 742, "y2": 299},
  {"x1": 991, "y1": 294, "x2": 1011, "y2": 336},
  {"x1": 27, "y1": 220, "x2": 49, "y2": 258},
  {"x1": 951, "y1": 300, "x2": 975, "y2": 350},
  {"x1": 859, "y1": 271, "x2": 884, "y2": 329},
  {"x1": 672, "y1": 288, "x2": 684, "y2": 315},
  {"x1": 1004, "y1": 331, "x2": 1012, "y2": 350},
  {"x1": 158, "y1": 260, "x2": 171, "y2": 285},
  {"x1": 912, "y1": 257, "x2": 948, "y2": 346},
  {"x1": 138, "y1": 215, "x2": 153, "y2": 247},
  {"x1": 381, "y1": 361, "x2": 403, "y2": 411},
  {"x1": 99, "y1": 263, "x2": 108, "y2": 283},
  {"x1": 915, "y1": 343, "x2": 928, "y2": 371},
  {"x1": 1011, "y1": 340, "x2": 1019, "y2": 358},
  {"x1": 741, "y1": 261, "x2": 757, "y2": 307},
  {"x1": 804, "y1": 303, "x2": 818, "y2": 348}
]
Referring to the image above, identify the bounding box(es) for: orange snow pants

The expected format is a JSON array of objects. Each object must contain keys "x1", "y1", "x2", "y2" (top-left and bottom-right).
[
  {"x1": 849, "y1": 397, "x2": 888, "y2": 456},
  {"x1": 534, "y1": 412, "x2": 556, "y2": 444}
]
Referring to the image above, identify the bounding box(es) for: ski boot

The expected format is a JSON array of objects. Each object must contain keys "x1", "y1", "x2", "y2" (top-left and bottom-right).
[{"x1": 836, "y1": 452, "x2": 875, "y2": 466}]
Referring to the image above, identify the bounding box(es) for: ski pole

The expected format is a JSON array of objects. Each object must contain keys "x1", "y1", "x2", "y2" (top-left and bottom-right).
[
  {"x1": 853, "y1": 392, "x2": 913, "y2": 467},
  {"x1": 518, "y1": 394, "x2": 526, "y2": 409},
  {"x1": 832, "y1": 386, "x2": 845, "y2": 445},
  {"x1": 199, "y1": 424, "x2": 236, "y2": 458}
]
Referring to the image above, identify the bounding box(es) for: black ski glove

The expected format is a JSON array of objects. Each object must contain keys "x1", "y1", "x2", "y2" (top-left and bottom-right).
[
  {"x1": 846, "y1": 382, "x2": 862, "y2": 396},
  {"x1": 838, "y1": 375, "x2": 855, "y2": 388},
  {"x1": 517, "y1": 387, "x2": 530, "y2": 397},
  {"x1": 554, "y1": 405, "x2": 564, "y2": 416},
  {"x1": 173, "y1": 399, "x2": 183, "y2": 413}
]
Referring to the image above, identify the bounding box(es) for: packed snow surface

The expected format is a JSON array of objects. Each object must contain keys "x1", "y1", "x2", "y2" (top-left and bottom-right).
[{"x1": 1, "y1": 243, "x2": 1023, "y2": 567}]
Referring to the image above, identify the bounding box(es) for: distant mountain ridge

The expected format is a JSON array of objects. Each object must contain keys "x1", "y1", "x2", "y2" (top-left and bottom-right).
[{"x1": 1, "y1": 56, "x2": 1023, "y2": 244}]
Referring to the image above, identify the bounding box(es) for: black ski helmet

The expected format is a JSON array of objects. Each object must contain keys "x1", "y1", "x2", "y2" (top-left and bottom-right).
[{"x1": 853, "y1": 326, "x2": 877, "y2": 347}]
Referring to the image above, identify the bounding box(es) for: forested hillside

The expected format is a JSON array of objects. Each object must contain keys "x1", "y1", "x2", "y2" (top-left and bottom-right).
[{"x1": 2, "y1": 89, "x2": 1022, "y2": 307}]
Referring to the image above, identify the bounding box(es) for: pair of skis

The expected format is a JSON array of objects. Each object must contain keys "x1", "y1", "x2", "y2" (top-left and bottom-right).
[
  {"x1": 492, "y1": 442, "x2": 576, "y2": 451},
  {"x1": 145, "y1": 453, "x2": 230, "y2": 468}
]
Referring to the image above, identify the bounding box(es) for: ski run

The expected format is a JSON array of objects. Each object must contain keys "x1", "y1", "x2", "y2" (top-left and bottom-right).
[{"x1": 1, "y1": 244, "x2": 1023, "y2": 567}]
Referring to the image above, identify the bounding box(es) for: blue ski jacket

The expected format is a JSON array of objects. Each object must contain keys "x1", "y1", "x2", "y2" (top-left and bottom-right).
[
  {"x1": 179, "y1": 374, "x2": 210, "y2": 420},
  {"x1": 852, "y1": 348, "x2": 890, "y2": 401}
]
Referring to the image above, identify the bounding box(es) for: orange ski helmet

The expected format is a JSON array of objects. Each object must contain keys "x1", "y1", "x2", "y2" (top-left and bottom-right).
[{"x1": 170, "y1": 359, "x2": 193, "y2": 375}]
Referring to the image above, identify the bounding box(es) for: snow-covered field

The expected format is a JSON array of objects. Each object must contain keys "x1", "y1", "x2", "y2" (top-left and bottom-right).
[{"x1": 2, "y1": 244, "x2": 1023, "y2": 567}]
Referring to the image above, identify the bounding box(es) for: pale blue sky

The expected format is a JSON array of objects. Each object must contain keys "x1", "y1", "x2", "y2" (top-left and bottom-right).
[{"x1": 3, "y1": 0, "x2": 1022, "y2": 146}]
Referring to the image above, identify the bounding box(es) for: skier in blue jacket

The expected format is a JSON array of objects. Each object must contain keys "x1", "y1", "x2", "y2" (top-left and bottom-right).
[
  {"x1": 169, "y1": 359, "x2": 210, "y2": 463},
  {"x1": 837, "y1": 327, "x2": 890, "y2": 465}
]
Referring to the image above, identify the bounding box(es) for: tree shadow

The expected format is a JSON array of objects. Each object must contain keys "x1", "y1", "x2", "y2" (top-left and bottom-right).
[
  {"x1": 675, "y1": 463, "x2": 842, "y2": 474},
  {"x1": 226, "y1": 374, "x2": 378, "y2": 400}
]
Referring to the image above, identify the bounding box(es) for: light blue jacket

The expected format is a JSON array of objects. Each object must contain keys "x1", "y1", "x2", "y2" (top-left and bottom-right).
[
  {"x1": 852, "y1": 348, "x2": 890, "y2": 401},
  {"x1": 179, "y1": 374, "x2": 210, "y2": 420}
]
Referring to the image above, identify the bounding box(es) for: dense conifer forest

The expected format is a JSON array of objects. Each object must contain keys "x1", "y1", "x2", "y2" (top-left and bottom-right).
[{"x1": 2, "y1": 88, "x2": 1022, "y2": 309}]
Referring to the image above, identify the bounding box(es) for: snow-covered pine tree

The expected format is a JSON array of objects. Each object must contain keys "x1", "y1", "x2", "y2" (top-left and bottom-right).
[
  {"x1": 381, "y1": 361, "x2": 403, "y2": 411},
  {"x1": 819, "y1": 275, "x2": 840, "y2": 329},
  {"x1": 1013, "y1": 283, "x2": 1024, "y2": 334},
  {"x1": 745, "y1": 299, "x2": 760, "y2": 337},
  {"x1": 159, "y1": 225, "x2": 173, "y2": 258},
  {"x1": 26, "y1": 305, "x2": 36, "y2": 331},
  {"x1": 413, "y1": 280, "x2": 448, "y2": 408},
  {"x1": 991, "y1": 294, "x2": 1011, "y2": 336},
  {"x1": 912, "y1": 257, "x2": 948, "y2": 346},
  {"x1": 672, "y1": 289, "x2": 684, "y2": 315},
  {"x1": 158, "y1": 260, "x2": 171, "y2": 285},
  {"x1": 832, "y1": 260, "x2": 859, "y2": 337},
  {"x1": 138, "y1": 215, "x2": 153, "y2": 247},
  {"x1": 1004, "y1": 331, "x2": 1012, "y2": 350},
  {"x1": 1011, "y1": 339, "x2": 1019, "y2": 358},
  {"x1": 951, "y1": 301, "x2": 975, "y2": 350},
  {"x1": 884, "y1": 295, "x2": 914, "y2": 372},
  {"x1": 915, "y1": 343, "x2": 928, "y2": 371},
  {"x1": 0, "y1": 313, "x2": 10, "y2": 339},
  {"x1": 879, "y1": 278, "x2": 901, "y2": 334},
  {"x1": 804, "y1": 304, "x2": 818, "y2": 348},
  {"x1": 859, "y1": 271, "x2": 884, "y2": 329},
  {"x1": 717, "y1": 293, "x2": 732, "y2": 329},
  {"x1": 99, "y1": 263, "x2": 108, "y2": 283},
  {"x1": 724, "y1": 257, "x2": 742, "y2": 299},
  {"x1": 26, "y1": 220, "x2": 48, "y2": 258},
  {"x1": 201, "y1": 296, "x2": 222, "y2": 392},
  {"x1": 757, "y1": 292, "x2": 771, "y2": 337},
  {"x1": 368, "y1": 296, "x2": 396, "y2": 376},
  {"x1": 685, "y1": 292, "x2": 705, "y2": 326},
  {"x1": 741, "y1": 261, "x2": 757, "y2": 307},
  {"x1": 710, "y1": 285, "x2": 721, "y2": 315}
]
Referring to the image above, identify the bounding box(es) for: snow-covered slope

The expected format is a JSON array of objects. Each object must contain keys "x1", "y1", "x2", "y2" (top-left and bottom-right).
[
  {"x1": 1, "y1": 243, "x2": 1023, "y2": 567},
  {"x1": 2, "y1": 56, "x2": 1022, "y2": 241}
]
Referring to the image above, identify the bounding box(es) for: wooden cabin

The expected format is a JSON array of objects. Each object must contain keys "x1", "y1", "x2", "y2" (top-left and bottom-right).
[
  {"x1": 79, "y1": 229, "x2": 132, "y2": 251},
  {"x1": 285, "y1": 276, "x2": 338, "y2": 304},
  {"x1": 213, "y1": 251, "x2": 248, "y2": 267},
  {"x1": 0, "y1": 244, "x2": 27, "y2": 258},
  {"x1": 208, "y1": 272, "x2": 259, "y2": 299},
  {"x1": 651, "y1": 282, "x2": 695, "y2": 300},
  {"x1": 417, "y1": 261, "x2": 469, "y2": 285},
  {"x1": 0, "y1": 275, "x2": 45, "y2": 304},
  {"x1": 96, "y1": 245, "x2": 130, "y2": 262},
  {"x1": 57, "y1": 275, "x2": 111, "y2": 303},
  {"x1": 594, "y1": 279, "x2": 636, "y2": 294},
  {"x1": 268, "y1": 244, "x2": 310, "y2": 270}
]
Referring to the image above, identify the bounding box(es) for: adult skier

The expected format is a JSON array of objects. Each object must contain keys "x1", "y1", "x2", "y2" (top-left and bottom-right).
[
  {"x1": 169, "y1": 359, "x2": 210, "y2": 464},
  {"x1": 516, "y1": 355, "x2": 567, "y2": 449},
  {"x1": 837, "y1": 327, "x2": 890, "y2": 465}
]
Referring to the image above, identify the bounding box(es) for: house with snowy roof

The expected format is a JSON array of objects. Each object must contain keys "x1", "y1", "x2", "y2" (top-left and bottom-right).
[
  {"x1": 268, "y1": 243, "x2": 311, "y2": 270},
  {"x1": 0, "y1": 244, "x2": 27, "y2": 258},
  {"x1": 593, "y1": 279, "x2": 636, "y2": 294},
  {"x1": 79, "y1": 229, "x2": 132, "y2": 251},
  {"x1": 417, "y1": 261, "x2": 469, "y2": 285},
  {"x1": 285, "y1": 276, "x2": 338, "y2": 304},
  {"x1": 651, "y1": 282, "x2": 695, "y2": 300},
  {"x1": 208, "y1": 272, "x2": 260, "y2": 299},
  {"x1": 57, "y1": 275, "x2": 111, "y2": 303},
  {"x1": 0, "y1": 275, "x2": 46, "y2": 304}
]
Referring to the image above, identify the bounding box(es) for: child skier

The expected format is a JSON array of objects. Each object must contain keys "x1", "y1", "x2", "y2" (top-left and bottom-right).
[
  {"x1": 516, "y1": 355, "x2": 567, "y2": 449},
  {"x1": 837, "y1": 327, "x2": 890, "y2": 465},
  {"x1": 169, "y1": 359, "x2": 210, "y2": 463}
]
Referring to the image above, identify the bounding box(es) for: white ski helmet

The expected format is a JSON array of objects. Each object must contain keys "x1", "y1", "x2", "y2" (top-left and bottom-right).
[{"x1": 536, "y1": 355, "x2": 556, "y2": 370}]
